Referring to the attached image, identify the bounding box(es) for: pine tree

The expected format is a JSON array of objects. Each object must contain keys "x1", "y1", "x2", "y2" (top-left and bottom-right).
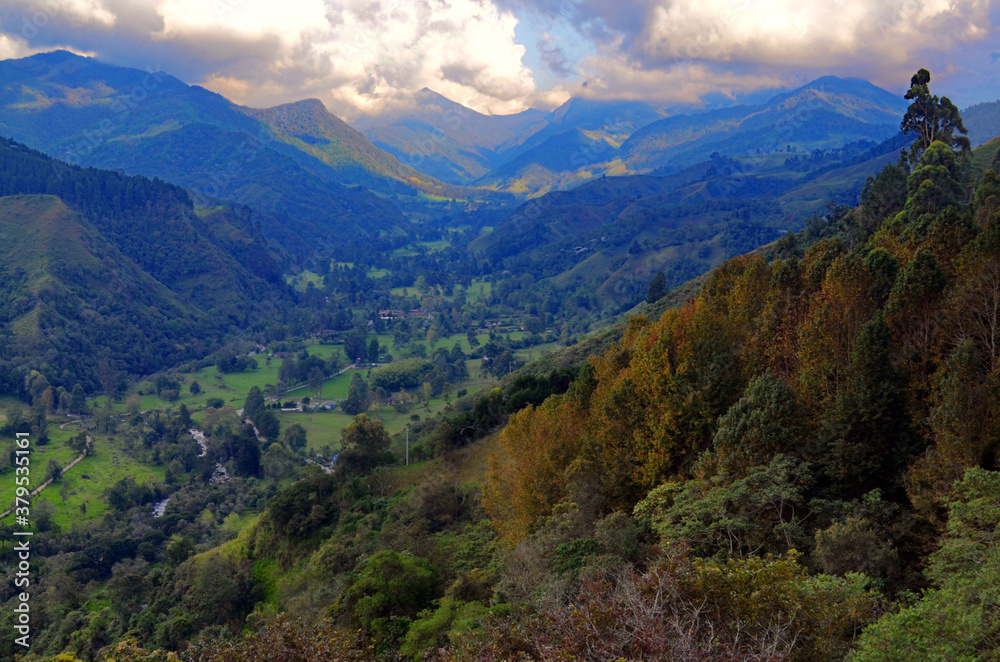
[{"x1": 826, "y1": 312, "x2": 915, "y2": 498}]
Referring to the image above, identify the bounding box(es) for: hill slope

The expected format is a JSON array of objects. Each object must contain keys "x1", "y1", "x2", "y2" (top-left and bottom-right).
[
  {"x1": 963, "y1": 99, "x2": 1000, "y2": 147},
  {"x1": 241, "y1": 98, "x2": 483, "y2": 200},
  {"x1": 357, "y1": 88, "x2": 549, "y2": 183},
  {"x1": 473, "y1": 133, "x2": 907, "y2": 313},
  {"x1": 0, "y1": 137, "x2": 289, "y2": 395},
  {"x1": 0, "y1": 195, "x2": 206, "y2": 394}
]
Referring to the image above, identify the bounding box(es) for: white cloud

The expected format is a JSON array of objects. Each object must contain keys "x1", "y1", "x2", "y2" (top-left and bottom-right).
[
  {"x1": 153, "y1": 0, "x2": 540, "y2": 116},
  {"x1": 573, "y1": 54, "x2": 785, "y2": 104},
  {"x1": 0, "y1": 0, "x2": 993, "y2": 116},
  {"x1": 503, "y1": 0, "x2": 994, "y2": 100},
  {"x1": 0, "y1": 0, "x2": 539, "y2": 117},
  {"x1": 639, "y1": 0, "x2": 990, "y2": 72},
  {"x1": 0, "y1": 32, "x2": 30, "y2": 60}
]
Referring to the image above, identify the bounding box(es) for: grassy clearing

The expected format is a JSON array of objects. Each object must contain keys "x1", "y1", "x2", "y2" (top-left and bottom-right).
[
  {"x1": 96, "y1": 336, "x2": 504, "y2": 459},
  {"x1": 0, "y1": 429, "x2": 167, "y2": 529},
  {"x1": 465, "y1": 279, "x2": 492, "y2": 303},
  {"x1": 417, "y1": 240, "x2": 450, "y2": 252},
  {"x1": 391, "y1": 430, "x2": 500, "y2": 490},
  {"x1": 285, "y1": 271, "x2": 324, "y2": 292},
  {"x1": 0, "y1": 326, "x2": 536, "y2": 527}
]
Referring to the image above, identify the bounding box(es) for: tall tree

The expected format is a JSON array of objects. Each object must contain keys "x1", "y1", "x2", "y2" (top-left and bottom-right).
[
  {"x1": 703, "y1": 371, "x2": 805, "y2": 480},
  {"x1": 281, "y1": 423, "x2": 308, "y2": 453},
  {"x1": 308, "y1": 366, "x2": 325, "y2": 397},
  {"x1": 338, "y1": 414, "x2": 391, "y2": 475},
  {"x1": 342, "y1": 373, "x2": 369, "y2": 416},
  {"x1": 95, "y1": 349, "x2": 120, "y2": 406},
  {"x1": 243, "y1": 386, "x2": 265, "y2": 424},
  {"x1": 901, "y1": 68, "x2": 970, "y2": 160},
  {"x1": 826, "y1": 312, "x2": 914, "y2": 498}
]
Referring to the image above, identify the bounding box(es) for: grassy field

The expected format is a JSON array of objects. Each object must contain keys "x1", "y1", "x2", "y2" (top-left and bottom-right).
[
  {"x1": 465, "y1": 279, "x2": 493, "y2": 303},
  {"x1": 391, "y1": 430, "x2": 500, "y2": 490},
  {"x1": 0, "y1": 420, "x2": 167, "y2": 529},
  {"x1": 93, "y1": 334, "x2": 508, "y2": 457},
  {"x1": 972, "y1": 137, "x2": 1000, "y2": 179}
]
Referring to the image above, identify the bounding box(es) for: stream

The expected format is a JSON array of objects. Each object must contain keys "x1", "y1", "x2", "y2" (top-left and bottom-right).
[{"x1": 152, "y1": 427, "x2": 229, "y2": 518}]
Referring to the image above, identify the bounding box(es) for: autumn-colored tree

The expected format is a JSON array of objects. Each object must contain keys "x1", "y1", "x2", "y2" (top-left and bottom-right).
[
  {"x1": 797, "y1": 251, "x2": 875, "y2": 406},
  {"x1": 747, "y1": 259, "x2": 806, "y2": 378},
  {"x1": 594, "y1": 292, "x2": 742, "y2": 492},
  {"x1": 484, "y1": 396, "x2": 587, "y2": 543},
  {"x1": 948, "y1": 220, "x2": 1000, "y2": 374},
  {"x1": 885, "y1": 248, "x2": 947, "y2": 384}
]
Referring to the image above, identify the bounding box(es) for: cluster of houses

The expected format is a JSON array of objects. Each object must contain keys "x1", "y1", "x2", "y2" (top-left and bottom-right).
[
  {"x1": 378, "y1": 309, "x2": 430, "y2": 321},
  {"x1": 281, "y1": 400, "x2": 338, "y2": 412}
]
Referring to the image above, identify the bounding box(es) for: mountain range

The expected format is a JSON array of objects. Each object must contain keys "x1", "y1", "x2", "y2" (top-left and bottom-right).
[
  {"x1": 2, "y1": 50, "x2": 1000, "y2": 348},
  {"x1": 4, "y1": 51, "x2": 1000, "y2": 215},
  {"x1": 0, "y1": 51, "x2": 489, "y2": 247}
]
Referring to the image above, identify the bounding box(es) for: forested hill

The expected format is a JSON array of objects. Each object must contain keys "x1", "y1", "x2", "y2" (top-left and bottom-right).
[
  {"x1": 471, "y1": 132, "x2": 911, "y2": 314},
  {"x1": 0, "y1": 138, "x2": 287, "y2": 396},
  {"x1": 479, "y1": 146, "x2": 1000, "y2": 657}
]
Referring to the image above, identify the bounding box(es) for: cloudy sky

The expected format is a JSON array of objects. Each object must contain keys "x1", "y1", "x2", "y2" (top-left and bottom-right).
[{"x1": 0, "y1": 0, "x2": 997, "y2": 118}]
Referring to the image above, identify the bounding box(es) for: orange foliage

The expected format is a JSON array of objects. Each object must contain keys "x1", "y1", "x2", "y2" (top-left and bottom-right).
[{"x1": 483, "y1": 396, "x2": 587, "y2": 543}]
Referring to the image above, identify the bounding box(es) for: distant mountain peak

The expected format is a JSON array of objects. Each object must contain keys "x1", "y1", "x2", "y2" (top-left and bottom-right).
[
  {"x1": 277, "y1": 98, "x2": 328, "y2": 113},
  {"x1": 26, "y1": 49, "x2": 83, "y2": 64}
]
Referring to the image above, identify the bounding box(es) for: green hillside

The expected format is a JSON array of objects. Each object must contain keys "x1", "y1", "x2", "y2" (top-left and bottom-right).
[
  {"x1": 971, "y1": 136, "x2": 1000, "y2": 179},
  {"x1": 244, "y1": 99, "x2": 480, "y2": 201},
  {"x1": 0, "y1": 137, "x2": 295, "y2": 395},
  {"x1": 0, "y1": 137, "x2": 286, "y2": 317},
  {"x1": 962, "y1": 99, "x2": 1000, "y2": 147},
  {"x1": 0, "y1": 195, "x2": 208, "y2": 393}
]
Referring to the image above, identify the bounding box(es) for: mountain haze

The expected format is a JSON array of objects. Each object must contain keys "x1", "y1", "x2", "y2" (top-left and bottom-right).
[
  {"x1": 620, "y1": 77, "x2": 908, "y2": 173},
  {"x1": 0, "y1": 51, "x2": 453, "y2": 242},
  {"x1": 357, "y1": 88, "x2": 549, "y2": 184}
]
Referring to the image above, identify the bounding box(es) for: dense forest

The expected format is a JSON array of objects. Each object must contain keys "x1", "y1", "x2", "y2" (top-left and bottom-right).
[{"x1": 0, "y1": 69, "x2": 997, "y2": 662}]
